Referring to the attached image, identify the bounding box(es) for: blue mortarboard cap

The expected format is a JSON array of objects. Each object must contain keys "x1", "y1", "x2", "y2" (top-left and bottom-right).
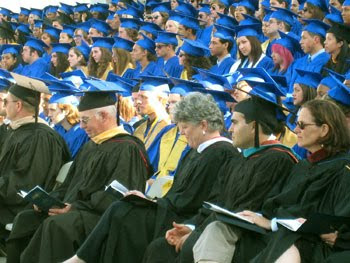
[
  {"x1": 59, "y1": 3, "x2": 74, "y2": 15},
  {"x1": 140, "y1": 22, "x2": 162, "y2": 37},
  {"x1": 233, "y1": 0, "x2": 258, "y2": 11},
  {"x1": 235, "y1": 23, "x2": 262, "y2": 39},
  {"x1": 263, "y1": 8, "x2": 273, "y2": 21},
  {"x1": 218, "y1": 0, "x2": 234, "y2": 7},
  {"x1": 241, "y1": 14, "x2": 262, "y2": 25},
  {"x1": 136, "y1": 33, "x2": 156, "y2": 54},
  {"x1": 270, "y1": 7, "x2": 297, "y2": 26},
  {"x1": 113, "y1": 36, "x2": 135, "y2": 51},
  {"x1": 12, "y1": 13, "x2": 19, "y2": 21},
  {"x1": 217, "y1": 12, "x2": 238, "y2": 28},
  {"x1": 34, "y1": 19, "x2": 43, "y2": 28},
  {"x1": 90, "y1": 3, "x2": 109, "y2": 13},
  {"x1": 75, "y1": 21, "x2": 91, "y2": 34},
  {"x1": 30, "y1": 8, "x2": 43, "y2": 18},
  {"x1": 120, "y1": 17, "x2": 141, "y2": 30},
  {"x1": 180, "y1": 39, "x2": 210, "y2": 57},
  {"x1": 106, "y1": 72, "x2": 133, "y2": 96},
  {"x1": 320, "y1": 76, "x2": 338, "y2": 89},
  {"x1": 261, "y1": 0, "x2": 270, "y2": 8},
  {"x1": 323, "y1": 68, "x2": 345, "y2": 82},
  {"x1": 294, "y1": 69, "x2": 322, "y2": 89},
  {"x1": 16, "y1": 23, "x2": 32, "y2": 35},
  {"x1": 74, "y1": 4, "x2": 89, "y2": 13},
  {"x1": 90, "y1": 19, "x2": 111, "y2": 36},
  {"x1": 155, "y1": 31, "x2": 178, "y2": 46},
  {"x1": 20, "y1": 7, "x2": 30, "y2": 16},
  {"x1": 194, "y1": 68, "x2": 232, "y2": 90},
  {"x1": 175, "y1": 1, "x2": 198, "y2": 17},
  {"x1": 24, "y1": 37, "x2": 48, "y2": 53},
  {"x1": 62, "y1": 24, "x2": 75, "y2": 37},
  {"x1": 168, "y1": 10, "x2": 182, "y2": 22},
  {"x1": 47, "y1": 79, "x2": 79, "y2": 92},
  {"x1": 246, "y1": 81, "x2": 280, "y2": 105},
  {"x1": 328, "y1": 74, "x2": 350, "y2": 106},
  {"x1": 0, "y1": 7, "x2": 12, "y2": 17},
  {"x1": 344, "y1": 0, "x2": 350, "y2": 6},
  {"x1": 140, "y1": 75, "x2": 170, "y2": 93},
  {"x1": 45, "y1": 5, "x2": 58, "y2": 15},
  {"x1": 302, "y1": 19, "x2": 331, "y2": 37},
  {"x1": 107, "y1": 71, "x2": 138, "y2": 87},
  {"x1": 0, "y1": 68, "x2": 15, "y2": 83},
  {"x1": 9, "y1": 22, "x2": 18, "y2": 31},
  {"x1": 197, "y1": 89, "x2": 235, "y2": 114},
  {"x1": 151, "y1": 2, "x2": 171, "y2": 13},
  {"x1": 273, "y1": 31, "x2": 303, "y2": 55},
  {"x1": 51, "y1": 43, "x2": 71, "y2": 54},
  {"x1": 305, "y1": 0, "x2": 328, "y2": 12},
  {"x1": 117, "y1": 4, "x2": 143, "y2": 18},
  {"x1": 199, "y1": 4, "x2": 211, "y2": 14},
  {"x1": 107, "y1": 12, "x2": 116, "y2": 21},
  {"x1": 44, "y1": 25, "x2": 61, "y2": 40},
  {"x1": 325, "y1": 5, "x2": 343, "y2": 24},
  {"x1": 169, "y1": 77, "x2": 203, "y2": 95},
  {"x1": 236, "y1": 67, "x2": 277, "y2": 84},
  {"x1": 92, "y1": 37, "x2": 115, "y2": 50},
  {"x1": 213, "y1": 24, "x2": 235, "y2": 43},
  {"x1": 1, "y1": 44, "x2": 22, "y2": 56},
  {"x1": 179, "y1": 15, "x2": 200, "y2": 30},
  {"x1": 271, "y1": 75, "x2": 288, "y2": 94},
  {"x1": 60, "y1": 70, "x2": 87, "y2": 88},
  {"x1": 49, "y1": 94, "x2": 79, "y2": 106}
]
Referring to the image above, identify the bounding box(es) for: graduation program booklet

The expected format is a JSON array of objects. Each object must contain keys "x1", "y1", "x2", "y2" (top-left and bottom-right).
[
  {"x1": 146, "y1": 175, "x2": 173, "y2": 198},
  {"x1": 203, "y1": 202, "x2": 267, "y2": 234},
  {"x1": 105, "y1": 179, "x2": 129, "y2": 198},
  {"x1": 17, "y1": 185, "x2": 66, "y2": 212},
  {"x1": 277, "y1": 213, "x2": 350, "y2": 234}
]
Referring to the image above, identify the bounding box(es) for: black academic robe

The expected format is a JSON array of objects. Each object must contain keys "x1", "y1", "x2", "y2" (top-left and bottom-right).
[
  {"x1": 7, "y1": 134, "x2": 151, "y2": 263},
  {"x1": 0, "y1": 122, "x2": 70, "y2": 226},
  {"x1": 0, "y1": 123, "x2": 9, "y2": 150},
  {"x1": 75, "y1": 140, "x2": 240, "y2": 263},
  {"x1": 142, "y1": 143, "x2": 298, "y2": 263},
  {"x1": 246, "y1": 151, "x2": 350, "y2": 263}
]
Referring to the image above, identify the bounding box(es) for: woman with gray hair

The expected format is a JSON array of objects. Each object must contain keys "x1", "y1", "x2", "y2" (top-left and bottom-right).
[{"x1": 64, "y1": 92, "x2": 240, "y2": 263}]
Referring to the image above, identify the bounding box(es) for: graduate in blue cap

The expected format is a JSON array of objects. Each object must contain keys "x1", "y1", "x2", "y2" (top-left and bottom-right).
[
  {"x1": 230, "y1": 23, "x2": 274, "y2": 72},
  {"x1": 106, "y1": 11, "x2": 120, "y2": 36},
  {"x1": 19, "y1": 7, "x2": 30, "y2": 23},
  {"x1": 343, "y1": 0, "x2": 350, "y2": 25},
  {"x1": 209, "y1": 0, "x2": 231, "y2": 21},
  {"x1": 286, "y1": 19, "x2": 331, "y2": 94},
  {"x1": 233, "y1": 0, "x2": 258, "y2": 22},
  {"x1": 118, "y1": 17, "x2": 141, "y2": 42},
  {"x1": 50, "y1": 43, "x2": 71, "y2": 78},
  {"x1": 0, "y1": 7, "x2": 12, "y2": 22},
  {"x1": 139, "y1": 21, "x2": 162, "y2": 39},
  {"x1": 88, "y1": 18, "x2": 112, "y2": 37},
  {"x1": 178, "y1": 38, "x2": 212, "y2": 80},
  {"x1": 20, "y1": 37, "x2": 50, "y2": 78},
  {"x1": 316, "y1": 74, "x2": 340, "y2": 98},
  {"x1": 59, "y1": 25, "x2": 75, "y2": 44},
  {"x1": 15, "y1": 23, "x2": 32, "y2": 45},
  {"x1": 111, "y1": 36, "x2": 135, "y2": 76},
  {"x1": 73, "y1": 3, "x2": 91, "y2": 24},
  {"x1": 155, "y1": 31, "x2": 183, "y2": 78},
  {"x1": 323, "y1": 22, "x2": 350, "y2": 75},
  {"x1": 88, "y1": 37, "x2": 114, "y2": 80},
  {"x1": 209, "y1": 24, "x2": 236, "y2": 75},
  {"x1": 90, "y1": 3, "x2": 110, "y2": 20},
  {"x1": 301, "y1": 0, "x2": 328, "y2": 20},
  {"x1": 196, "y1": 4, "x2": 215, "y2": 47},
  {"x1": 0, "y1": 44, "x2": 23, "y2": 73},
  {"x1": 0, "y1": 20, "x2": 15, "y2": 44},
  {"x1": 47, "y1": 82, "x2": 89, "y2": 158},
  {"x1": 151, "y1": 2, "x2": 171, "y2": 30},
  {"x1": 123, "y1": 34, "x2": 163, "y2": 79}
]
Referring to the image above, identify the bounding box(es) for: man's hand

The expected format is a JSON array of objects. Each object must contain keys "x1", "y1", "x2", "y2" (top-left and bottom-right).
[
  {"x1": 125, "y1": 190, "x2": 146, "y2": 198},
  {"x1": 238, "y1": 210, "x2": 272, "y2": 230},
  {"x1": 175, "y1": 232, "x2": 190, "y2": 252},
  {"x1": 48, "y1": 203, "x2": 71, "y2": 216},
  {"x1": 321, "y1": 231, "x2": 338, "y2": 247},
  {"x1": 165, "y1": 222, "x2": 192, "y2": 247}
]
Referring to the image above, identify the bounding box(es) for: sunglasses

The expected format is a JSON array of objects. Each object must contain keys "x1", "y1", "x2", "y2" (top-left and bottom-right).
[
  {"x1": 296, "y1": 121, "x2": 317, "y2": 130},
  {"x1": 152, "y1": 15, "x2": 159, "y2": 20},
  {"x1": 155, "y1": 44, "x2": 167, "y2": 49}
]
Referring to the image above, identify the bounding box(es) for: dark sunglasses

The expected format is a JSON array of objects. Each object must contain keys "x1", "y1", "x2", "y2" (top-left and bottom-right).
[{"x1": 296, "y1": 121, "x2": 317, "y2": 130}]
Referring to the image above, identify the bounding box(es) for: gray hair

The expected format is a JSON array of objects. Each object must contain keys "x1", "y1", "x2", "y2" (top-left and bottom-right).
[{"x1": 172, "y1": 92, "x2": 224, "y2": 132}]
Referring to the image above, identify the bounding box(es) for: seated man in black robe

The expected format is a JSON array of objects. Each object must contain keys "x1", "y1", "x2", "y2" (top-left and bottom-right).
[
  {"x1": 142, "y1": 83, "x2": 299, "y2": 263},
  {"x1": 0, "y1": 82, "x2": 71, "y2": 236},
  {"x1": 64, "y1": 92, "x2": 240, "y2": 263},
  {"x1": 6, "y1": 85, "x2": 152, "y2": 263}
]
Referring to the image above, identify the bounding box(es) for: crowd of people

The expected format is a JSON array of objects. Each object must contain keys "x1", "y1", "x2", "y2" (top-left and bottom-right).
[{"x1": 0, "y1": 0, "x2": 349, "y2": 262}]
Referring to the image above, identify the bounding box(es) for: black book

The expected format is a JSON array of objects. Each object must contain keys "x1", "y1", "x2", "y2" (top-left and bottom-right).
[{"x1": 18, "y1": 185, "x2": 66, "y2": 212}]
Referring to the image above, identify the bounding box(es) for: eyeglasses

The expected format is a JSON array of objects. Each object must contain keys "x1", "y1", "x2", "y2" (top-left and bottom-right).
[
  {"x1": 3, "y1": 98, "x2": 18, "y2": 106},
  {"x1": 79, "y1": 116, "x2": 92, "y2": 125},
  {"x1": 155, "y1": 44, "x2": 167, "y2": 49},
  {"x1": 152, "y1": 15, "x2": 159, "y2": 20},
  {"x1": 296, "y1": 121, "x2": 317, "y2": 130}
]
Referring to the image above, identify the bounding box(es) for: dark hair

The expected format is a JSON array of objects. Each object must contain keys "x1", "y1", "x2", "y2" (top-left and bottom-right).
[
  {"x1": 146, "y1": 50, "x2": 157, "y2": 62},
  {"x1": 29, "y1": 47, "x2": 42, "y2": 57},
  {"x1": 183, "y1": 25, "x2": 197, "y2": 36},
  {"x1": 324, "y1": 37, "x2": 350, "y2": 75},
  {"x1": 50, "y1": 52, "x2": 70, "y2": 78},
  {"x1": 70, "y1": 47, "x2": 87, "y2": 67},
  {"x1": 125, "y1": 28, "x2": 139, "y2": 42},
  {"x1": 88, "y1": 47, "x2": 112, "y2": 78},
  {"x1": 305, "y1": 3, "x2": 325, "y2": 20},
  {"x1": 238, "y1": 36, "x2": 262, "y2": 67},
  {"x1": 183, "y1": 54, "x2": 212, "y2": 79},
  {"x1": 299, "y1": 83, "x2": 317, "y2": 105},
  {"x1": 308, "y1": 31, "x2": 325, "y2": 46},
  {"x1": 5, "y1": 53, "x2": 22, "y2": 71},
  {"x1": 275, "y1": 0, "x2": 290, "y2": 8},
  {"x1": 15, "y1": 30, "x2": 29, "y2": 45},
  {"x1": 302, "y1": 99, "x2": 350, "y2": 155},
  {"x1": 324, "y1": 95, "x2": 350, "y2": 118},
  {"x1": 219, "y1": 38, "x2": 233, "y2": 52}
]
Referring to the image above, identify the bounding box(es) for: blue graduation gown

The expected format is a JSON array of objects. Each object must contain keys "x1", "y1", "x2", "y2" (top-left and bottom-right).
[
  {"x1": 54, "y1": 123, "x2": 90, "y2": 158},
  {"x1": 163, "y1": 56, "x2": 183, "y2": 78},
  {"x1": 210, "y1": 56, "x2": 236, "y2": 75},
  {"x1": 122, "y1": 61, "x2": 162, "y2": 79},
  {"x1": 287, "y1": 51, "x2": 330, "y2": 93},
  {"x1": 13, "y1": 64, "x2": 23, "y2": 74},
  {"x1": 230, "y1": 54, "x2": 274, "y2": 72},
  {"x1": 20, "y1": 57, "x2": 50, "y2": 78}
]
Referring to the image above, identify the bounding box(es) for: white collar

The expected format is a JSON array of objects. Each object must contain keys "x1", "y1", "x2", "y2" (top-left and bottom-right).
[
  {"x1": 197, "y1": 136, "x2": 233, "y2": 153},
  {"x1": 217, "y1": 54, "x2": 231, "y2": 66}
]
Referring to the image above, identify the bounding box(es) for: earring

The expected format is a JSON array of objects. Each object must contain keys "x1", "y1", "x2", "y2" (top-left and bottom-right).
[{"x1": 202, "y1": 131, "x2": 206, "y2": 135}]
